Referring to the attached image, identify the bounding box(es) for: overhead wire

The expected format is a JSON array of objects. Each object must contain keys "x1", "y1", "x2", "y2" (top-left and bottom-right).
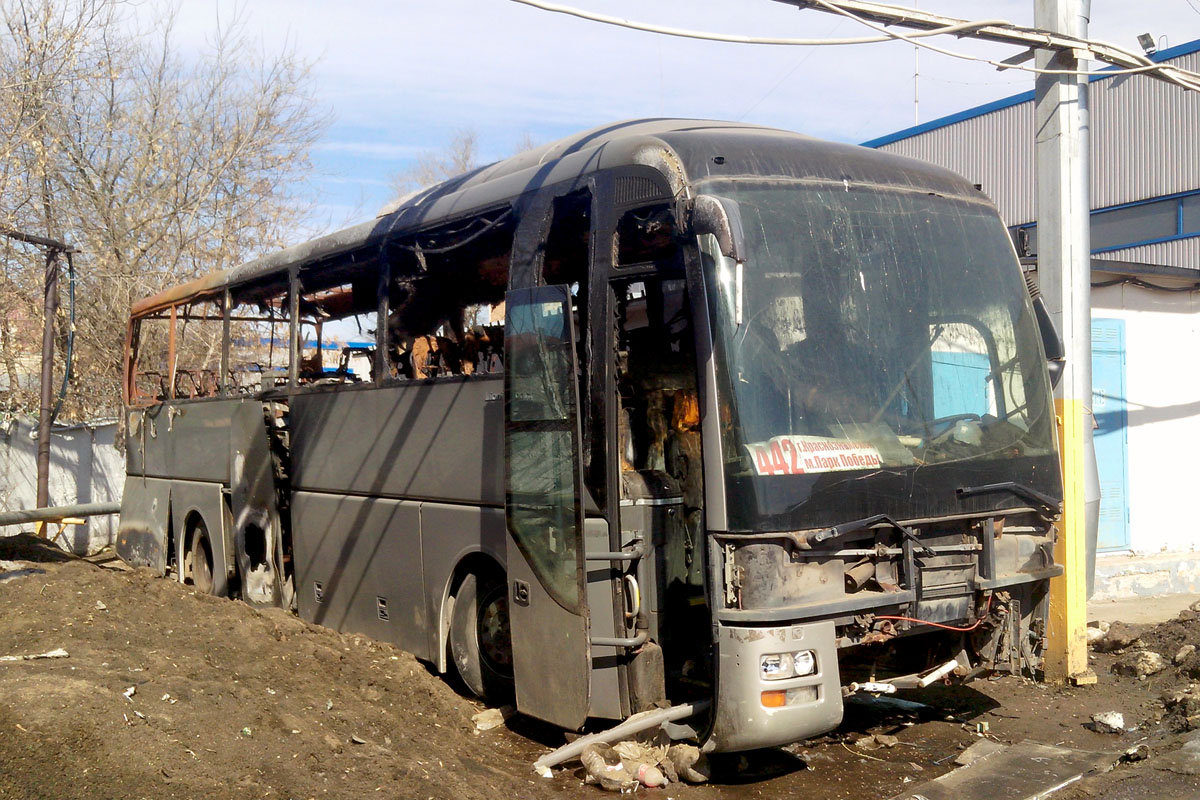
[
  {"x1": 510, "y1": 0, "x2": 1013, "y2": 46},
  {"x1": 510, "y1": 0, "x2": 1200, "y2": 93},
  {"x1": 804, "y1": 0, "x2": 1200, "y2": 93}
]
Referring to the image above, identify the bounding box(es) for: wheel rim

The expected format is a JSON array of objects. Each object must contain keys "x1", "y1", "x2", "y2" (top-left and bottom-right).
[{"x1": 477, "y1": 586, "x2": 512, "y2": 676}]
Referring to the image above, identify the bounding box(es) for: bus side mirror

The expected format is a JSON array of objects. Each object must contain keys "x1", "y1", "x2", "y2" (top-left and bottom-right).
[
  {"x1": 1027, "y1": 282, "x2": 1065, "y2": 389},
  {"x1": 691, "y1": 195, "x2": 747, "y2": 264}
]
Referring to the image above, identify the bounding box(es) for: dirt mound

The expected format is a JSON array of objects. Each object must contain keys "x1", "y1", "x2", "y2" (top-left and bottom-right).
[
  {"x1": 0, "y1": 550, "x2": 564, "y2": 800},
  {"x1": 1089, "y1": 604, "x2": 1200, "y2": 734}
]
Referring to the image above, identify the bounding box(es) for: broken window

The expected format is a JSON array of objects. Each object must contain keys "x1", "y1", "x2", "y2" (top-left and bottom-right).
[
  {"x1": 128, "y1": 313, "x2": 174, "y2": 405},
  {"x1": 228, "y1": 279, "x2": 290, "y2": 395},
  {"x1": 297, "y1": 269, "x2": 380, "y2": 385},
  {"x1": 171, "y1": 299, "x2": 224, "y2": 399},
  {"x1": 384, "y1": 209, "x2": 512, "y2": 380},
  {"x1": 616, "y1": 203, "x2": 677, "y2": 266}
]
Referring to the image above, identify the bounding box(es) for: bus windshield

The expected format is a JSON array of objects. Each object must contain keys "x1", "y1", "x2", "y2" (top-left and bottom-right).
[{"x1": 699, "y1": 178, "x2": 1059, "y2": 531}]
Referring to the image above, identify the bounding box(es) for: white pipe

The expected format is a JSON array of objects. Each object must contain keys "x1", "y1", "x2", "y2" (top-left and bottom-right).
[{"x1": 532, "y1": 701, "x2": 709, "y2": 773}]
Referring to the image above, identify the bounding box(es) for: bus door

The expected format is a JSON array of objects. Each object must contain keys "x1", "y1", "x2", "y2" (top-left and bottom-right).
[
  {"x1": 611, "y1": 270, "x2": 708, "y2": 711},
  {"x1": 503, "y1": 284, "x2": 591, "y2": 729}
]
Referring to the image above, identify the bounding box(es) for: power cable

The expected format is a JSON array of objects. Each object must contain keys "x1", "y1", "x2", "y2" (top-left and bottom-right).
[
  {"x1": 804, "y1": 0, "x2": 1200, "y2": 92},
  {"x1": 510, "y1": 0, "x2": 1200, "y2": 92},
  {"x1": 510, "y1": 0, "x2": 1013, "y2": 46}
]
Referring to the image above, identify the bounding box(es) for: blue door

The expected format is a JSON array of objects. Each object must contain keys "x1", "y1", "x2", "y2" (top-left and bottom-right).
[{"x1": 1091, "y1": 318, "x2": 1130, "y2": 551}]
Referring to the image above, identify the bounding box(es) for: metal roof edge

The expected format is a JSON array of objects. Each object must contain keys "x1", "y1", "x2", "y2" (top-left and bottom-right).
[{"x1": 861, "y1": 37, "x2": 1200, "y2": 148}]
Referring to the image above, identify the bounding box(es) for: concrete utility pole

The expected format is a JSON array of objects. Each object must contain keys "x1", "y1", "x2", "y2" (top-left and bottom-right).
[{"x1": 1034, "y1": 0, "x2": 1093, "y2": 684}]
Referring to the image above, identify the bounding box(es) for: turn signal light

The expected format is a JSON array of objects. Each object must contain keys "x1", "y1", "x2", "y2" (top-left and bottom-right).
[{"x1": 761, "y1": 690, "x2": 787, "y2": 708}]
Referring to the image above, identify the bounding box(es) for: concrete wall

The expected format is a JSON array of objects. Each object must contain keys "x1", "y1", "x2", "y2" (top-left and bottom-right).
[
  {"x1": 0, "y1": 416, "x2": 122, "y2": 555},
  {"x1": 1090, "y1": 282, "x2": 1200, "y2": 600}
]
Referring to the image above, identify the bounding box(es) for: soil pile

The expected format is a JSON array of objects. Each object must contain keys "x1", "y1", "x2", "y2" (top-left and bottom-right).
[{"x1": 0, "y1": 535, "x2": 559, "y2": 800}]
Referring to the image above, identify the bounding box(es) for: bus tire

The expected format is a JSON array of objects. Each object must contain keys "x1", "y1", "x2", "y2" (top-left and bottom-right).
[
  {"x1": 184, "y1": 523, "x2": 216, "y2": 596},
  {"x1": 449, "y1": 571, "x2": 514, "y2": 704}
]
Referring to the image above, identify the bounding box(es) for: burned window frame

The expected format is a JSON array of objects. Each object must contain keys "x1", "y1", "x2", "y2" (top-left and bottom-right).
[
  {"x1": 380, "y1": 206, "x2": 514, "y2": 382},
  {"x1": 126, "y1": 292, "x2": 226, "y2": 407},
  {"x1": 223, "y1": 275, "x2": 293, "y2": 396}
]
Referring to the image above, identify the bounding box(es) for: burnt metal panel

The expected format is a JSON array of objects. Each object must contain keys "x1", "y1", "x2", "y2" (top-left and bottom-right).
[
  {"x1": 127, "y1": 399, "x2": 238, "y2": 483},
  {"x1": 126, "y1": 405, "x2": 170, "y2": 478},
  {"x1": 229, "y1": 401, "x2": 288, "y2": 606},
  {"x1": 116, "y1": 474, "x2": 171, "y2": 574},
  {"x1": 160, "y1": 399, "x2": 239, "y2": 483},
  {"x1": 289, "y1": 378, "x2": 504, "y2": 506},
  {"x1": 291, "y1": 491, "x2": 427, "y2": 659}
]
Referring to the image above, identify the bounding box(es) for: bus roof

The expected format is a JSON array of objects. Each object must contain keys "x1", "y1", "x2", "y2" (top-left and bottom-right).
[{"x1": 133, "y1": 118, "x2": 979, "y2": 317}]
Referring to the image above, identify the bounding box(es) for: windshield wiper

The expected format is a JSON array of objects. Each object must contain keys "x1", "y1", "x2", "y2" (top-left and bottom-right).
[
  {"x1": 956, "y1": 482, "x2": 1060, "y2": 519},
  {"x1": 801, "y1": 513, "x2": 936, "y2": 557}
]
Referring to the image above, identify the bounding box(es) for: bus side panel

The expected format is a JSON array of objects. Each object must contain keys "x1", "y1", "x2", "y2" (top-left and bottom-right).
[
  {"x1": 290, "y1": 492, "x2": 428, "y2": 660},
  {"x1": 418, "y1": 502, "x2": 507, "y2": 674},
  {"x1": 126, "y1": 406, "x2": 170, "y2": 477},
  {"x1": 116, "y1": 475, "x2": 171, "y2": 575},
  {"x1": 288, "y1": 378, "x2": 503, "y2": 505},
  {"x1": 126, "y1": 399, "x2": 239, "y2": 483},
  {"x1": 162, "y1": 398, "x2": 241, "y2": 483}
]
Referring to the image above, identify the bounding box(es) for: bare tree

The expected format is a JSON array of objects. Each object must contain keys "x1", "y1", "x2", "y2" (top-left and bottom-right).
[
  {"x1": 389, "y1": 128, "x2": 480, "y2": 198},
  {"x1": 0, "y1": 0, "x2": 327, "y2": 420},
  {"x1": 387, "y1": 128, "x2": 543, "y2": 201}
]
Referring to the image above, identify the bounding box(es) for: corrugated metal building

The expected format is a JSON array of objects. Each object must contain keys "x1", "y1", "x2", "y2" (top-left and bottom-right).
[{"x1": 865, "y1": 40, "x2": 1200, "y2": 600}]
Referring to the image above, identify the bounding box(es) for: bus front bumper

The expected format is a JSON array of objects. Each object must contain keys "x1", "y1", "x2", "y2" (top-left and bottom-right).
[{"x1": 706, "y1": 619, "x2": 842, "y2": 752}]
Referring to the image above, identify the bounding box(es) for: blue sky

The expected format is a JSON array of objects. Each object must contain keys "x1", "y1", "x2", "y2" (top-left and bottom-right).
[{"x1": 172, "y1": 0, "x2": 1200, "y2": 234}]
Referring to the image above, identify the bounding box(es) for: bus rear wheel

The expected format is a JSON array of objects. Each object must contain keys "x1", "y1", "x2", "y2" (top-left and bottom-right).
[
  {"x1": 449, "y1": 571, "x2": 514, "y2": 704},
  {"x1": 184, "y1": 525, "x2": 215, "y2": 595}
]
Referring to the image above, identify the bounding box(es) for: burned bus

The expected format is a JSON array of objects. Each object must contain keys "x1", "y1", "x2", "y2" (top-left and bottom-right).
[{"x1": 117, "y1": 119, "x2": 1063, "y2": 752}]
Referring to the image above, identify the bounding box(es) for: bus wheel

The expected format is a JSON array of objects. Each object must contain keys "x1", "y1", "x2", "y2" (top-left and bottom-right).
[
  {"x1": 184, "y1": 525, "x2": 215, "y2": 595},
  {"x1": 450, "y1": 571, "x2": 514, "y2": 703}
]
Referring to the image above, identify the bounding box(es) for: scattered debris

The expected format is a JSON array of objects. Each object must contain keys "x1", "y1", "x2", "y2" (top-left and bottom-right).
[
  {"x1": 472, "y1": 706, "x2": 514, "y2": 733},
  {"x1": 667, "y1": 743, "x2": 710, "y2": 784},
  {"x1": 0, "y1": 647, "x2": 69, "y2": 662},
  {"x1": 1175, "y1": 645, "x2": 1196, "y2": 665},
  {"x1": 573, "y1": 735, "x2": 710, "y2": 790},
  {"x1": 95, "y1": 600, "x2": 107, "y2": 611},
  {"x1": 1095, "y1": 621, "x2": 1143, "y2": 653},
  {"x1": 122, "y1": 686, "x2": 136, "y2": 701},
  {"x1": 580, "y1": 743, "x2": 638, "y2": 792},
  {"x1": 350, "y1": 734, "x2": 366, "y2": 745},
  {"x1": 241, "y1": 727, "x2": 252, "y2": 737},
  {"x1": 1090, "y1": 711, "x2": 1126, "y2": 734},
  {"x1": 1121, "y1": 744, "x2": 1151, "y2": 763},
  {"x1": 1086, "y1": 620, "x2": 1110, "y2": 645},
  {"x1": 1114, "y1": 650, "x2": 1168, "y2": 679},
  {"x1": 855, "y1": 733, "x2": 900, "y2": 750}
]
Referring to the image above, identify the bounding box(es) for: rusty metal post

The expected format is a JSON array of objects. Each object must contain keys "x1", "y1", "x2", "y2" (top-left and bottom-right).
[{"x1": 35, "y1": 247, "x2": 61, "y2": 510}]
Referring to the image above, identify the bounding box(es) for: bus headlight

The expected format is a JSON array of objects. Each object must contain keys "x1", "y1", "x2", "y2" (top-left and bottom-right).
[{"x1": 759, "y1": 649, "x2": 817, "y2": 680}]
